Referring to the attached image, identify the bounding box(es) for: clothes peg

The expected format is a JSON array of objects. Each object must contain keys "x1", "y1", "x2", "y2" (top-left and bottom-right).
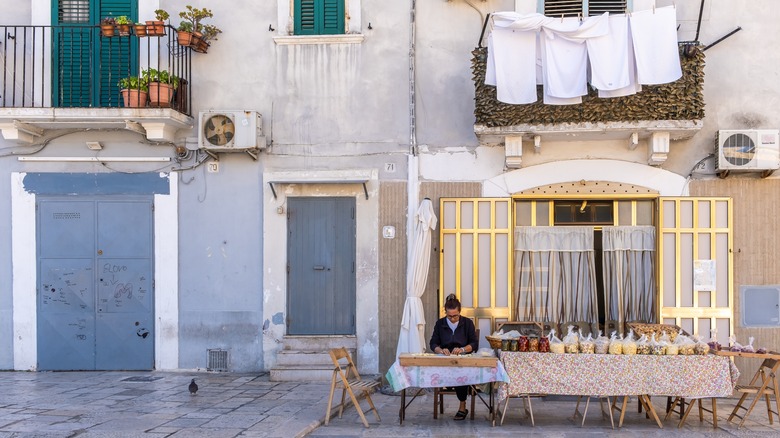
[{"x1": 561, "y1": 14, "x2": 564, "y2": 23}]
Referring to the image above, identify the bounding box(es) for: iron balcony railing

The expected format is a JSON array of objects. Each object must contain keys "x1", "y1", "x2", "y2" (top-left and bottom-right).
[{"x1": 1, "y1": 24, "x2": 192, "y2": 116}]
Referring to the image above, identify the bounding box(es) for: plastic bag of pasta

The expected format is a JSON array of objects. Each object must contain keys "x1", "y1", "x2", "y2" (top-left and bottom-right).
[
  {"x1": 594, "y1": 330, "x2": 610, "y2": 354},
  {"x1": 549, "y1": 329, "x2": 566, "y2": 354},
  {"x1": 694, "y1": 335, "x2": 710, "y2": 355},
  {"x1": 675, "y1": 332, "x2": 696, "y2": 355},
  {"x1": 579, "y1": 333, "x2": 595, "y2": 354},
  {"x1": 636, "y1": 333, "x2": 651, "y2": 354},
  {"x1": 743, "y1": 336, "x2": 756, "y2": 353},
  {"x1": 660, "y1": 331, "x2": 677, "y2": 355},
  {"x1": 708, "y1": 329, "x2": 722, "y2": 351},
  {"x1": 622, "y1": 330, "x2": 638, "y2": 355},
  {"x1": 650, "y1": 333, "x2": 666, "y2": 355},
  {"x1": 563, "y1": 325, "x2": 580, "y2": 354},
  {"x1": 608, "y1": 331, "x2": 623, "y2": 355},
  {"x1": 728, "y1": 334, "x2": 743, "y2": 352}
]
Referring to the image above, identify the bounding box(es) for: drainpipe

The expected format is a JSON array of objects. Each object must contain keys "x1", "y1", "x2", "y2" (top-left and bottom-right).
[{"x1": 407, "y1": 0, "x2": 419, "y2": 264}]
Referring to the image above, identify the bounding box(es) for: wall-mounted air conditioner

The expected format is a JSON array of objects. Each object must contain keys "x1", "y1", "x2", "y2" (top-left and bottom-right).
[
  {"x1": 198, "y1": 110, "x2": 265, "y2": 152},
  {"x1": 717, "y1": 129, "x2": 780, "y2": 173}
]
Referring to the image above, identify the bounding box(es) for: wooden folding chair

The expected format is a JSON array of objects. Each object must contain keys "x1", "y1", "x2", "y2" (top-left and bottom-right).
[
  {"x1": 573, "y1": 395, "x2": 614, "y2": 429},
  {"x1": 666, "y1": 396, "x2": 718, "y2": 428},
  {"x1": 325, "y1": 347, "x2": 381, "y2": 428},
  {"x1": 728, "y1": 357, "x2": 780, "y2": 428}
]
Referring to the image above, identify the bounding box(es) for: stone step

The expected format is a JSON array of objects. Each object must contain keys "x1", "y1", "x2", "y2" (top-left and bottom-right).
[
  {"x1": 282, "y1": 335, "x2": 356, "y2": 351},
  {"x1": 269, "y1": 365, "x2": 335, "y2": 382},
  {"x1": 275, "y1": 350, "x2": 344, "y2": 366}
]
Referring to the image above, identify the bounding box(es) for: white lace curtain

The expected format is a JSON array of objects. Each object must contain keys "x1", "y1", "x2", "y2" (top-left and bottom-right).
[
  {"x1": 513, "y1": 226, "x2": 598, "y2": 327},
  {"x1": 602, "y1": 226, "x2": 656, "y2": 328}
]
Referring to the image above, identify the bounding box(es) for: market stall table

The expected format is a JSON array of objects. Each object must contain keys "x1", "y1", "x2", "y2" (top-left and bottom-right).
[
  {"x1": 385, "y1": 353, "x2": 510, "y2": 425},
  {"x1": 499, "y1": 351, "x2": 739, "y2": 428}
]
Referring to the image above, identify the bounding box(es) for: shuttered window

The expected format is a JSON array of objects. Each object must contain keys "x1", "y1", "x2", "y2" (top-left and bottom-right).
[
  {"x1": 544, "y1": 0, "x2": 628, "y2": 17},
  {"x1": 294, "y1": 0, "x2": 345, "y2": 35},
  {"x1": 52, "y1": 0, "x2": 137, "y2": 108}
]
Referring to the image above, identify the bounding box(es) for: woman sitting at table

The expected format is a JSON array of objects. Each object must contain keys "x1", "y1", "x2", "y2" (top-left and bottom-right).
[{"x1": 429, "y1": 293, "x2": 479, "y2": 421}]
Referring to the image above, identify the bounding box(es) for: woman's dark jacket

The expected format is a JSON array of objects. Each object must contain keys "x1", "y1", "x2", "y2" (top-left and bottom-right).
[{"x1": 429, "y1": 316, "x2": 479, "y2": 352}]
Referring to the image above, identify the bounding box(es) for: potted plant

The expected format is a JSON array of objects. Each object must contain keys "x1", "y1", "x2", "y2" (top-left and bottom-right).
[
  {"x1": 115, "y1": 15, "x2": 132, "y2": 36},
  {"x1": 100, "y1": 16, "x2": 116, "y2": 37},
  {"x1": 147, "y1": 9, "x2": 169, "y2": 36},
  {"x1": 177, "y1": 5, "x2": 220, "y2": 53},
  {"x1": 118, "y1": 76, "x2": 148, "y2": 108},
  {"x1": 142, "y1": 68, "x2": 179, "y2": 107},
  {"x1": 176, "y1": 21, "x2": 194, "y2": 47},
  {"x1": 133, "y1": 21, "x2": 148, "y2": 37},
  {"x1": 194, "y1": 24, "x2": 221, "y2": 53}
]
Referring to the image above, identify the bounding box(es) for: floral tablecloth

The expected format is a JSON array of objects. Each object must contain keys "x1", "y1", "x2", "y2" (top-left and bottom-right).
[
  {"x1": 385, "y1": 359, "x2": 510, "y2": 392},
  {"x1": 498, "y1": 352, "x2": 739, "y2": 402}
]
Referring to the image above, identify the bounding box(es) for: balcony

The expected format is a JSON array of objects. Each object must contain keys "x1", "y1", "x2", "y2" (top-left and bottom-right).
[
  {"x1": 472, "y1": 43, "x2": 705, "y2": 166},
  {"x1": 0, "y1": 24, "x2": 194, "y2": 144}
]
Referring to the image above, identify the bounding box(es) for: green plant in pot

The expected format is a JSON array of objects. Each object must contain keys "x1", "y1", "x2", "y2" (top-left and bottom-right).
[
  {"x1": 115, "y1": 15, "x2": 132, "y2": 36},
  {"x1": 147, "y1": 9, "x2": 169, "y2": 36},
  {"x1": 176, "y1": 20, "x2": 194, "y2": 46},
  {"x1": 142, "y1": 68, "x2": 179, "y2": 108},
  {"x1": 118, "y1": 76, "x2": 148, "y2": 108},
  {"x1": 177, "y1": 5, "x2": 220, "y2": 53},
  {"x1": 100, "y1": 16, "x2": 116, "y2": 37}
]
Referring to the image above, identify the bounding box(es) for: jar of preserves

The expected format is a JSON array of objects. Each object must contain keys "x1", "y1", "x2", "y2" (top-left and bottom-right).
[
  {"x1": 518, "y1": 336, "x2": 529, "y2": 352},
  {"x1": 539, "y1": 336, "x2": 550, "y2": 352}
]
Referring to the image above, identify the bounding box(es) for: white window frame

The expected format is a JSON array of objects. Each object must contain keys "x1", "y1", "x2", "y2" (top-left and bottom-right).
[
  {"x1": 274, "y1": 0, "x2": 364, "y2": 45},
  {"x1": 513, "y1": 0, "x2": 637, "y2": 15}
]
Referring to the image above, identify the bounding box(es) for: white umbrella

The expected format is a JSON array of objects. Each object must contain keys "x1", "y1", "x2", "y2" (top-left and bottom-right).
[{"x1": 396, "y1": 198, "x2": 438, "y2": 357}]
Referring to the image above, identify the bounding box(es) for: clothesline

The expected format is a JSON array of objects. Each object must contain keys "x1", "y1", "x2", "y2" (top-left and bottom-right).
[{"x1": 485, "y1": 6, "x2": 682, "y2": 105}]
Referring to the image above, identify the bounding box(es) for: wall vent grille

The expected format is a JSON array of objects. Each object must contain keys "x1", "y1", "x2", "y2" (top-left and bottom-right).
[{"x1": 207, "y1": 349, "x2": 229, "y2": 371}]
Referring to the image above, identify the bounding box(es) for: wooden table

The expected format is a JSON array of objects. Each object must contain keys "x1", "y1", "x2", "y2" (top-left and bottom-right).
[
  {"x1": 385, "y1": 354, "x2": 510, "y2": 425},
  {"x1": 499, "y1": 351, "x2": 739, "y2": 428},
  {"x1": 715, "y1": 349, "x2": 780, "y2": 427}
]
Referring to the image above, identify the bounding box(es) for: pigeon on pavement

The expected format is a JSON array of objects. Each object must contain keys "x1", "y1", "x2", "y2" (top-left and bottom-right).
[{"x1": 189, "y1": 378, "x2": 198, "y2": 395}]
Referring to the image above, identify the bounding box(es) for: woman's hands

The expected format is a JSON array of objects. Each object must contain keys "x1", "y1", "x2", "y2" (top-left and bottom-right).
[{"x1": 434, "y1": 347, "x2": 467, "y2": 355}]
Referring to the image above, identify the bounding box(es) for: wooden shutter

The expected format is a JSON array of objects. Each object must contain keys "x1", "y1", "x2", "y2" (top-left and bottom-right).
[
  {"x1": 295, "y1": 0, "x2": 344, "y2": 35},
  {"x1": 544, "y1": 0, "x2": 627, "y2": 17},
  {"x1": 97, "y1": 0, "x2": 138, "y2": 107},
  {"x1": 52, "y1": 0, "x2": 137, "y2": 108}
]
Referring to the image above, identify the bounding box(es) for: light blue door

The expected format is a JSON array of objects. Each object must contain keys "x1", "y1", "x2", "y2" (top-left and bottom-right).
[
  {"x1": 37, "y1": 197, "x2": 154, "y2": 370},
  {"x1": 287, "y1": 197, "x2": 356, "y2": 335}
]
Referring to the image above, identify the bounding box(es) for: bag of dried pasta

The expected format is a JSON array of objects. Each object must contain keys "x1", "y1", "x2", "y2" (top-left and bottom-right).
[
  {"x1": 563, "y1": 325, "x2": 580, "y2": 354},
  {"x1": 636, "y1": 333, "x2": 651, "y2": 354},
  {"x1": 650, "y1": 333, "x2": 665, "y2": 355},
  {"x1": 579, "y1": 333, "x2": 595, "y2": 354},
  {"x1": 675, "y1": 331, "x2": 696, "y2": 355},
  {"x1": 622, "y1": 329, "x2": 638, "y2": 355},
  {"x1": 608, "y1": 331, "x2": 623, "y2": 355},
  {"x1": 694, "y1": 335, "x2": 710, "y2": 355},
  {"x1": 594, "y1": 330, "x2": 610, "y2": 354},
  {"x1": 549, "y1": 329, "x2": 565, "y2": 354},
  {"x1": 661, "y1": 331, "x2": 677, "y2": 355},
  {"x1": 743, "y1": 336, "x2": 756, "y2": 353}
]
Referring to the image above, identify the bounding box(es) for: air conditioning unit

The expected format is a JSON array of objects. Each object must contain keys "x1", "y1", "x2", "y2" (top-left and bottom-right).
[
  {"x1": 198, "y1": 110, "x2": 265, "y2": 151},
  {"x1": 717, "y1": 129, "x2": 780, "y2": 172}
]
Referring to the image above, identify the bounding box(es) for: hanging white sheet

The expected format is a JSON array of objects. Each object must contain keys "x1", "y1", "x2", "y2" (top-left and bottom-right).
[{"x1": 629, "y1": 6, "x2": 683, "y2": 85}]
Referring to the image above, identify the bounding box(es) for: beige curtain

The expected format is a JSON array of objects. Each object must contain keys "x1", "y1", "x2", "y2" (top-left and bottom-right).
[
  {"x1": 513, "y1": 226, "x2": 598, "y2": 328},
  {"x1": 602, "y1": 226, "x2": 656, "y2": 329}
]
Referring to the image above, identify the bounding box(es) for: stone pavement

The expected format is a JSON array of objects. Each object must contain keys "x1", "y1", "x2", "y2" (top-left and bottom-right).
[{"x1": 0, "y1": 371, "x2": 779, "y2": 437}]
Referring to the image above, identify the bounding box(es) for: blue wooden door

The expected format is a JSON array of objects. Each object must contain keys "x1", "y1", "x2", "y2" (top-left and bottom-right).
[
  {"x1": 37, "y1": 197, "x2": 153, "y2": 370},
  {"x1": 287, "y1": 197, "x2": 356, "y2": 335}
]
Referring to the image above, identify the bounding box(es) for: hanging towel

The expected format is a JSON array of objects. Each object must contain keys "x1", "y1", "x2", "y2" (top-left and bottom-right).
[
  {"x1": 586, "y1": 14, "x2": 630, "y2": 91},
  {"x1": 599, "y1": 14, "x2": 641, "y2": 98},
  {"x1": 487, "y1": 12, "x2": 551, "y2": 104},
  {"x1": 541, "y1": 13, "x2": 609, "y2": 99},
  {"x1": 629, "y1": 6, "x2": 682, "y2": 85},
  {"x1": 489, "y1": 28, "x2": 539, "y2": 104}
]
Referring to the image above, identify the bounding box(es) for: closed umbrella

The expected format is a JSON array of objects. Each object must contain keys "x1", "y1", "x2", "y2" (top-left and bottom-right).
[{"x1": 396, "y1": 198, "x2": 438, "y2": 357}]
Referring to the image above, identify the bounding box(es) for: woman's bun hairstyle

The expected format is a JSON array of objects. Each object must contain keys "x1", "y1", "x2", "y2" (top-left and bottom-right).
[{"x1": 444, "y1": 294, "x2": 461, "y2": 311}]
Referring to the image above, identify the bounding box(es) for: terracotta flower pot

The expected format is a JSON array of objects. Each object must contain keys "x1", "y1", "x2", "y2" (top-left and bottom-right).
[
  {"x1": 121, "y1": 89, "x2": 148, "y2": 108},
  {"x1": 117, "y1": 24, "x2": 131, "y2": 36},
  {"x1": 100, "y1": 24, "x2": 116, "y2": 37},
  {"x1": 133, "y1": 24, "x2": 148, "y2": 37},
  {"x1": 146, "y1": 20, "x2": 166, "y2": 36},
  {"x1": 148, "y1": 82, "x2": 175, "y2": 107},
  {"x1": 177, "y1": 30, "x2": 193, "y2": 47}
]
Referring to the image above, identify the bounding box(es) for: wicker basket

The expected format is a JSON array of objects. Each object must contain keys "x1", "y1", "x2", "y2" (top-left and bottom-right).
[
  {"x1": 627, "y1": 322, "x2": 688, "y2": 342},
  {"x1": 486, "y1": 336, "x2": 503, "y2": 349}
]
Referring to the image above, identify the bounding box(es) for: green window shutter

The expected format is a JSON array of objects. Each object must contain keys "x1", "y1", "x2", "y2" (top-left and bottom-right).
[
  {"x1": 52, "y1": 0, "x2": 137, "y2": 108},
  {"x1": 295, "y1": 0, "x2": 344, "y2": 35},
  {"x1": 98, "y1": 0, "x2": 138, "y2": 107}
]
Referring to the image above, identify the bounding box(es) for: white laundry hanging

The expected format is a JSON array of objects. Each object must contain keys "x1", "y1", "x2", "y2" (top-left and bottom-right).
[{"x1": 629, "y1": 6, "x2": 682, "y2": 85}]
